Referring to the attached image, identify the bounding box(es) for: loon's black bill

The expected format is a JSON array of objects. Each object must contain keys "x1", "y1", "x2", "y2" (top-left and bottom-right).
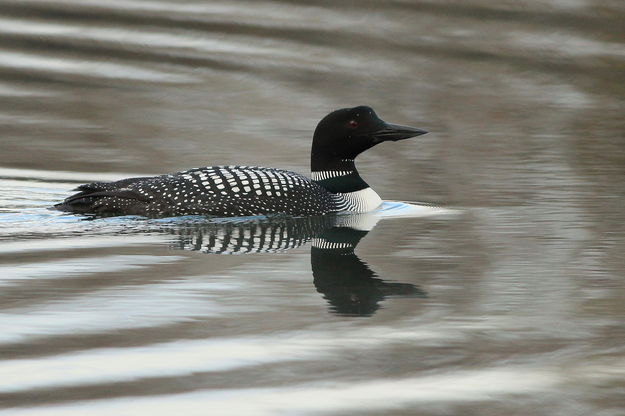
[{"x1": 371, "y1": 123, "x2": 428, "y2": 142}]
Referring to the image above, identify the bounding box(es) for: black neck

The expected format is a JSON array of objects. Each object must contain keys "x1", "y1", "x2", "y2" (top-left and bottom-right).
[
  {"x1": 314, "y1": 173, "x2": 368, "y2": 193},
  {"x1": 311, "y1": 155, "x2": 355, "y2": 172},
  {"x1": 310, "y1": 156, "x2": 369, "y2": 193}
]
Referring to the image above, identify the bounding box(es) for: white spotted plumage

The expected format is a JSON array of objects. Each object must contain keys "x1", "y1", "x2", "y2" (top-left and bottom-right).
[
  {"x1": 69, "y1": 166, "x2": 350, "y2": 217},
  {"x1": 59, "y1": 165, "x2": 384, "y2": 217},
  {"x1": 56, "y1": 106, "x2": 427, "y2": 218}
]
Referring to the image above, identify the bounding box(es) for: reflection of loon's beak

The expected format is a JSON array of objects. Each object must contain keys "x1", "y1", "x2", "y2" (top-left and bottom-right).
[{"x1": 371, "y1": 122, "x2": 428, "y2": 143}]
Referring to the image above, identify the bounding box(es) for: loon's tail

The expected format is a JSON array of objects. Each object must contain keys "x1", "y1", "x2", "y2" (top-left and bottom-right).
[{"x1": 54, "y1": 179, "x2": 150, "y2": 214}]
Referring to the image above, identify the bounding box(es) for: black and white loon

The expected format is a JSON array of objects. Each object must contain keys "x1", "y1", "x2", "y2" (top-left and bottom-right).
[{"x1": 55, "y1": 106, "x2": 427, "y2": 217}]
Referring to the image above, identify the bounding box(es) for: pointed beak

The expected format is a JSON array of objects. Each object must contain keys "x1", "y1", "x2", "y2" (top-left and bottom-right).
[{"x1": 370, "y1": 122, "x2": 428, "y2": 142}]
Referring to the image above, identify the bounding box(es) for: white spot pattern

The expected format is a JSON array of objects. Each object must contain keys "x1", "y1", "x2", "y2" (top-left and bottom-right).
[
  {"x1": 61, "y1": 166, "x2": 384, "y2": 218},
  {"x1": 67, "y1": 166, "x2": 348, "y2": 217}
]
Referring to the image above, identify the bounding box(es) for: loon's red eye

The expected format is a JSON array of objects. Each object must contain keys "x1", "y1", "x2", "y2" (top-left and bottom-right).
[{"x1": 347, "y1": 119, "x2": 358, "y2": 129}]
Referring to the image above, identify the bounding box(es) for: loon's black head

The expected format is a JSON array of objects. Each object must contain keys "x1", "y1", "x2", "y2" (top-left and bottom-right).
[{"x1": 311, "y1": 106, "x2": 427, "y2": 167}]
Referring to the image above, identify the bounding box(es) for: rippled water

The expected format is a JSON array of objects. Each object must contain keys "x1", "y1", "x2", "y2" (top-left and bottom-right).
[{"x1": 1, "y1": 1, "x2": 624, "y2": 415}]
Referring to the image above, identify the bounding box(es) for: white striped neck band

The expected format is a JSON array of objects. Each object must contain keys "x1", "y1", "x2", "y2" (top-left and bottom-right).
[
  {"x1": 311, "y1": 238, "x2": 354, "y2": 250},
  {"x1": 310, "y1": 170, "x2": 354, "y2": 181}
]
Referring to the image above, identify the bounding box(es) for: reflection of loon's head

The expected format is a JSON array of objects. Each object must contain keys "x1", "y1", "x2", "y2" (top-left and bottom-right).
[
  {"x1": 311, "y1": 231, "x2": 426, "y2": 317},
  {"x1": 315, "y1": 270, "x2": 426, "y2": 317},
  {"x1": 163, "y1": 213, "x2": 426, "y2": 317}
]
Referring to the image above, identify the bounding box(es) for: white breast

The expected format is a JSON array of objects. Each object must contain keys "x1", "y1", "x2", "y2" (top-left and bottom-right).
[{"x1": 338, "y1": 187, "x2": 382, "y2": 213}]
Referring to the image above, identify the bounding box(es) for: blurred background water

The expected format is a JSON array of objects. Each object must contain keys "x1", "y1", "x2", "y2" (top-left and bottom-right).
[{"x1": 0, "y1": 0, "x2": 624, "y2": 415}]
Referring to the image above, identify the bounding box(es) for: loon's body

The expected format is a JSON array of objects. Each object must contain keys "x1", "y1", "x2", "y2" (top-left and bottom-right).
[
  {"x1": 55, "y1": 106, "x2": 427, "y2": 217},
  {"x1": 58, "y1": 166, "x2": 374, "y2": 217}
]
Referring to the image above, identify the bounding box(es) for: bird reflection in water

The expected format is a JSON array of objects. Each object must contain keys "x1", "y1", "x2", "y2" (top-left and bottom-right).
[{"x1": 166, "y1": 213, "x2": 425, "y2": 316}]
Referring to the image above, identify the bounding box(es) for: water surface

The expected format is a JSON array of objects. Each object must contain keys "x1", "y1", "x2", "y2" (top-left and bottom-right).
[{"x1": 1, "y1": 1, "x2": 624, "y2": 415}]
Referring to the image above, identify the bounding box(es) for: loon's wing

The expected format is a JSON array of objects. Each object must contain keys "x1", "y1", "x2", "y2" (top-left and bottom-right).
[
  {"x1": 54, "y1": 165, "x2": 338, "y2": 217},
  {"x1": 54, "y1": 177, "x2": 153, "y2": 214}
]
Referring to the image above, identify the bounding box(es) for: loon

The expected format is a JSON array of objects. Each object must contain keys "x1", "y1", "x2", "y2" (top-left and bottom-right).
[{"x1": 54, "y1": 106, "x2": 427, "y2": 217}]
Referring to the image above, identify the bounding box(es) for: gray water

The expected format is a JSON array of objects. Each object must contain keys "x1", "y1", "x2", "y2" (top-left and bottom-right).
[{"x1": 1, "y1": 0, "x2": 624, "y2": 415}]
